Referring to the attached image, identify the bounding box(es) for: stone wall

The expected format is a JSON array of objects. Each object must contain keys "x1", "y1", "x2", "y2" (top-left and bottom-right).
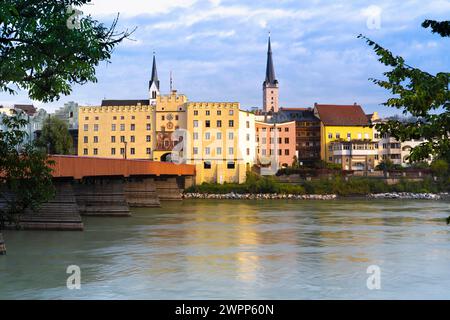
[{"x1": 154, "y1": 177, "x2": 184, "y2": 201}]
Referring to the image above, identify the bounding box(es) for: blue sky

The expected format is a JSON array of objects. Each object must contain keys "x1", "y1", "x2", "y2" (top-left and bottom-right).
[{"x1": 1, "y1": 0, "x2": 450, "y2": 117}]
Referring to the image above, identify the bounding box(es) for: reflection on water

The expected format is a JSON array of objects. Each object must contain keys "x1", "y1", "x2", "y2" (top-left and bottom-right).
[{"x1": 1, "y1": 199, "x2": 450, "y2": 299}]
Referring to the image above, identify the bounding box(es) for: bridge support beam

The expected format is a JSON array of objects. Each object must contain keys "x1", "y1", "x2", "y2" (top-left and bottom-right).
[
  {"x1": 20, "y1": 180, "x2": 83, "y2": 231},
  {"x1": 75, "y1": 178, "x2": 131, "y2": 217},
  {"x1": 125, "y1": 177, "x2": 161, "y2": 207},
  {"x1": 0, "y1": 233, "x2": 5, "y2": 255},
  {"x1": 155, "y1": 176, "x2": 184, "y2": 201}
]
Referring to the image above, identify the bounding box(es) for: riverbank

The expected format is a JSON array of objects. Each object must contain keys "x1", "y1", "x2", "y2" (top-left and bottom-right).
[{"x1": 183, "y1": 192, "x2": 449, "y2": 200}]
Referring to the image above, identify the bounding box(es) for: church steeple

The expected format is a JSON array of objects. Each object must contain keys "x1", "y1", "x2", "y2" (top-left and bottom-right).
[
  {"x1": 149, "y1": 53, "x2": 160, "y2": 105},
  {"x1": 263, "y1": 34, "x2": 279, "y2": 113},
  {"x1": 264, "y1": 35, "x2": 277, "y2": 86}
]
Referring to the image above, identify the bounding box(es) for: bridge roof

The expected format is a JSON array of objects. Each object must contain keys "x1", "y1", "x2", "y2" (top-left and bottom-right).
[{"x1": 50, "y1": 156, "x2": 195, "y2": 179}]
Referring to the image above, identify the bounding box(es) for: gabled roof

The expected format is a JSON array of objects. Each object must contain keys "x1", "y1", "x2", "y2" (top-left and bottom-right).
[
  {"x1": 14, "y1": 104, "x2": 36, "y2": 116},
  {"x1": 314, "y1": 104, "x2": 369, "y2": 126},
  {"x1": 101, "y1": 100, "x2": 150, "y2": 107}
]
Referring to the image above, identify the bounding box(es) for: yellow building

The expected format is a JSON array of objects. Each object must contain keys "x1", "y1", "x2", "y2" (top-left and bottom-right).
[
  {"x1": 185, "y1": 102, "x2": 249, "y2": 184},
  {"x1": 314, "y1": 104, "x2": 377, "y2": 171},
  {"x1": 153, "y1": 90, "x2": 188, "y2": 162},
  {"x1": 78, "y1": 102, "x2": 155, "y2": 159}
]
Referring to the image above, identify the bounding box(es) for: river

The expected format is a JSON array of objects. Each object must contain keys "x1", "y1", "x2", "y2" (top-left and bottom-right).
[{"x1": 1, "y1": 199, "x2": 450, "y2": 299}]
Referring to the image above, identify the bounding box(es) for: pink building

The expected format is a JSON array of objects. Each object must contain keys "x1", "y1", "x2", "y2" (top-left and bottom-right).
[{"x1": 255, "y1": 121, "x2": 297, "y2": 168}]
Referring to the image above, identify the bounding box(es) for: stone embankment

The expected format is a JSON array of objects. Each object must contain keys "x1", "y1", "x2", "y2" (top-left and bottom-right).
[
  {"x1": 0, "y1": 233, "x2": 6, "y2": 255},
  {"x1": 368, "y1": 192, "x2": 448, "y2": 200},
  {"x1": 183, "y1": 193, "x2": 337, "y2": 200}
]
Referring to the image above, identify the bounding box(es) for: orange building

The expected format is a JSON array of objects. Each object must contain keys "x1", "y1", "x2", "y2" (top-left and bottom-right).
[{"x1": 255, "y1": 120, "x2": 296, "y2": 168}]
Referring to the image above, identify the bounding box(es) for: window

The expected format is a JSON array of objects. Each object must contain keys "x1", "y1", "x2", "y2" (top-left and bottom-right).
[
  {"x1": 130, "y1": 136, "x2": 135, "y2": 143},
  {"x1": 95, "y1": 116, "x2": 99, "y2": 121},
  {"x1": 278, "y1": 137, "x2": 282, "y2": 144},
  {"x1": 205, "y1": 132, "x2": 211, "y2": 140},
  {"x1": 193, "y1": 120, "x2": 199, "y2": 128},
  {"x1": 146, "y1": 135, "x2": 151, "y2": 142},
  {"x1": 147, "y1": 115, "x2": 151, "y2": 119},
  {"x1": 285, "y1": 138, "x2": 289, "y2": 144},
  {"x1": 228, "y1": 147, "x2": 234, "y2": 155},
  {"x1": 93, "y1": 148, "x2": 98, "y2": 155},
  {"x1": 130, "y1": 148, "x2": 135, "y2": 155},
  {"x1": 94, "y1": 136, "x2": 98, "y2": 143},
  {"x1": 285, "y1": 149, "x2": 290, "y2": 156},
  {"x1": 205, "y1": 147, "x2": 210, "y2": 155},
  {"x1": 120, "y1": 148, "x2": 125, "y2": 155},
  {"x1": 217, "y1": 132, "x2": 222, "y2": 140},
  {"x1": 130, "y1": 124, "x2": 135, "y2": 131},
  {"x1": 83, "y1": 148, "x2": 88, "y2": 155},
  {"x1": 204, "y1": 161, "x2": 212, "y2": 169},
  {"x1": 120, "y1": 136, "x2": 125, "y2": 143},
  {"x1": 205, "y1": 120, "x2": 210, "y2": 128},
  {"x1": 278, "y1": 149, "x2": 282, "y2": 156},
  {"x1": 229, "y1": 110, "x2": 234, "y2": 116},
  {"x1": 113, "y1": 116, "x2": 117, "y2": 120},
  {"x1": 227, "y1": 162, "x2": 235, "y2": 169},
  {"x1": 347, "y1": 133, "x2": 351, "y2": 139},
  {"x1": 111, "y1": 124, "x2": 116, "y2": 131},
  {"x1": 83, "y1": 124, "x2": 88, "y2": 131},
  {"x1": 246, "y1": 121, "x2": 250, "y2": 129},
  {"x1": 120, "y1": 124, "x2": 125, "y2": 131},
  {"x1": 111, "y1": 148, "x2": 116, "y2": 155},
  {"x1": 161, "y1": 115, "x2": 165, "y2": 121},
  {"x1": 357, "y1": 133, "x2": 362, "y2": 139},
  {"x1": 194, "y1": 110, "x2": 198, "y2": 116},
  {"x1": 262, "y1": 138, "x2": 267, "y2": 144},
  {"x1": 217, "y1": 110, "x2": 221, "y2": 116},
  {"x1": 247, "y1": 148, "x2": 250, "y2": 156},
  {"x1": 216, "y1": 147, "x2": 222, "y2": 155},
  {"x1": 111, "y1": 136, "x2": 116, "y2": 143},
  {"x1": 84, "y1": 116, "x2": 89, "y2": 121},
  {"x1": 146, "y1": 124, "x2": 151, "y2": 130},
  {"x1": 246, "y1": 134, "x2": 250, "y2": 141},
  {"x1": 229, "y1": 120, "x2": 234, "y2": 127},
  {"x1": 284, "y1": 127, "x2": 289, "y2": 132},
  {"x1": 364, "y1": 133, "x2": 369, "y2": 139},
  {"x1": 131, "y1": 116, "x2": 135, "y2": 120},
  {"x1": 193, "y1": 147, "x2": 198, "y2": 155},
  {"x1": 175, "y1": 115, "x2": 179, "y2": 120},
  {"x1": 146, "y1": 148, "x2": 152, "y2": 155},
  {"x1": 83, "y1": 136, "x2": 88, "y2": 143},
  {"x1": 206, "y1": 110, "x2": 210, "y2": 116},
  {"x1": 193, "y1": 132, "x2": 199, "y2": 140},
  {"x1": 336, "y1": 133, "x2": 341, "y2": 139},
  {"x1": 228, "y1": 132, "x2": 234, "y2": 140},
  {"x1": 121, "y1": 116, "x2": 124, "y2": 120},
  {"x1": 328, "y1": 133, "x2": 333, "y2": 139},
  {"x1": 217, "y1": 120, "x2": 222, "y2": 127}
]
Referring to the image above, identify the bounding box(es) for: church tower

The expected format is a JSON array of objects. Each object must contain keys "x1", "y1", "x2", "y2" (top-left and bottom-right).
[
  {"x1": 263, "y1": 35, "x2": 279, "y2": 113},
  {"x1": 149, "y1": 53, "x2": 160, "y2": 106}
]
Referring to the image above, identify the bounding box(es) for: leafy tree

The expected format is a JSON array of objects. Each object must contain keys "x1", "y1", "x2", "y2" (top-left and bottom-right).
[
  {"x1": 0, "y1": 0, "x2": 133, "y2": 102},
  {"x1": 37, "y1": 116, "x2": 73, "y2": 154},
  {"x1": 0, "y1": 115, "x2": 54, "y2": 229},
  {"x1": 430, "y1": 159, "x2": 449, "y2": 177},
  {"x1": 359, "y1": 19, "x2": 450, "y2": 162}
]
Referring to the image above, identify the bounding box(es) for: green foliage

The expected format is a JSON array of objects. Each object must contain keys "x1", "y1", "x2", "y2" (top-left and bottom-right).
[
  {"x1": 430, "y1": 159, "x2": 449, "y2": 177},
  {"x1": 375, "y1": 159, "x2": 403, "y2": 171},
  {"x1": 359, "y1": 20, "x2": 450, "y2": 162},
  {"x1": 0, "y1": 0, "x2": 133, "y2": 102},
  {"x1": 0, "y1": 115, "x2": 55, "y2": 229},
  {"x1": 37, "y1": 116, "x2": 73, "y2": 154}
]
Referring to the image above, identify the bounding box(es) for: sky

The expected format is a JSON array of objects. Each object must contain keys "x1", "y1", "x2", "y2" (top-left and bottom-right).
[{"x1": 1, "y1": 0, "x2": 450, "y2": 117}]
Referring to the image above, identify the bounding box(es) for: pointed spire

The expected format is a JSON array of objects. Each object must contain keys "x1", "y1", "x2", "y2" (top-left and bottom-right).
[
  {"x1": 264, "y1": 33, "x2": 277, "y2": 86},
  {"x1": 149, "y1": 52, "x2": 160, "y2": 90}
]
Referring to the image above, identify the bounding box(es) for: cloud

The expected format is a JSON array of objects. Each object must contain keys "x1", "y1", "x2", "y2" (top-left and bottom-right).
[{"x1": 82, "y1": 0, "x2": 197, "y2": 17}]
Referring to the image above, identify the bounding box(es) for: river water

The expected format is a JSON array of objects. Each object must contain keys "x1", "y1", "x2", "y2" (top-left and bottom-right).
[{"x1": 1, "y1": 199, "x2": 450, "y2": 300}]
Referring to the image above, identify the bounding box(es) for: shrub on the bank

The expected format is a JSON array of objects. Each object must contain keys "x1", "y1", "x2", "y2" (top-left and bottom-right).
[{"x1": 185, "y1": 174, "x2": 449, "y2": 196}]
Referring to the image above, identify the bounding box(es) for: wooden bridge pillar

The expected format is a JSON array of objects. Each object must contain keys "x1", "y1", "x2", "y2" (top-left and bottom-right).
[
  {"x1": 74, "y1": 178, "x2": 131, "y2": 217},
  {"x1": 125, "y1": 177, "x2": 161, "y2": 207},
  {"x1": 0, "y1": 233, "x2": 5, "y2": 255}
]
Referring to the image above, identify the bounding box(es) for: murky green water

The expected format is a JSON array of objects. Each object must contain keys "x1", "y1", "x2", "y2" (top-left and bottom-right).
[{"x1": 1, "y1": 199, "x2": 450, "y2": 299}]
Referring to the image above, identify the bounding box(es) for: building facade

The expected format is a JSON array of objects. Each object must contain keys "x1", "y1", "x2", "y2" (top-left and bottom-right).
[
  {"x1": 255, "y1": 120, "x2": 296, "y2": 168},
  {"x1": 314, "y1": 103, "x2": 376, "y2": 171}
]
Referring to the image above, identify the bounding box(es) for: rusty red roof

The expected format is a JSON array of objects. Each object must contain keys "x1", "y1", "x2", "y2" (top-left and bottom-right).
[{"x1": 314, "y1": 104, "x2": 369, "y2": 126}]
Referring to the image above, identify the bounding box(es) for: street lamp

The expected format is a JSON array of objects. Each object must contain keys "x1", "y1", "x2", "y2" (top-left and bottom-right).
[{"x1": 123, "y1": 140, "x2": 127, "y2": 160}]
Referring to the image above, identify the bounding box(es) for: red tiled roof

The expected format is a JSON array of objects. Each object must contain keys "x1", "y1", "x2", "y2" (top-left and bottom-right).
[
  {"x1": 314, "y1": 104, "x2": 369, "y2": 126},
  {"x1": 280, "y1": 107, "x2": 310, "y2": 111},
  {"x1": 14, "y1": 104, "x2": 36, "y2": 116}
]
